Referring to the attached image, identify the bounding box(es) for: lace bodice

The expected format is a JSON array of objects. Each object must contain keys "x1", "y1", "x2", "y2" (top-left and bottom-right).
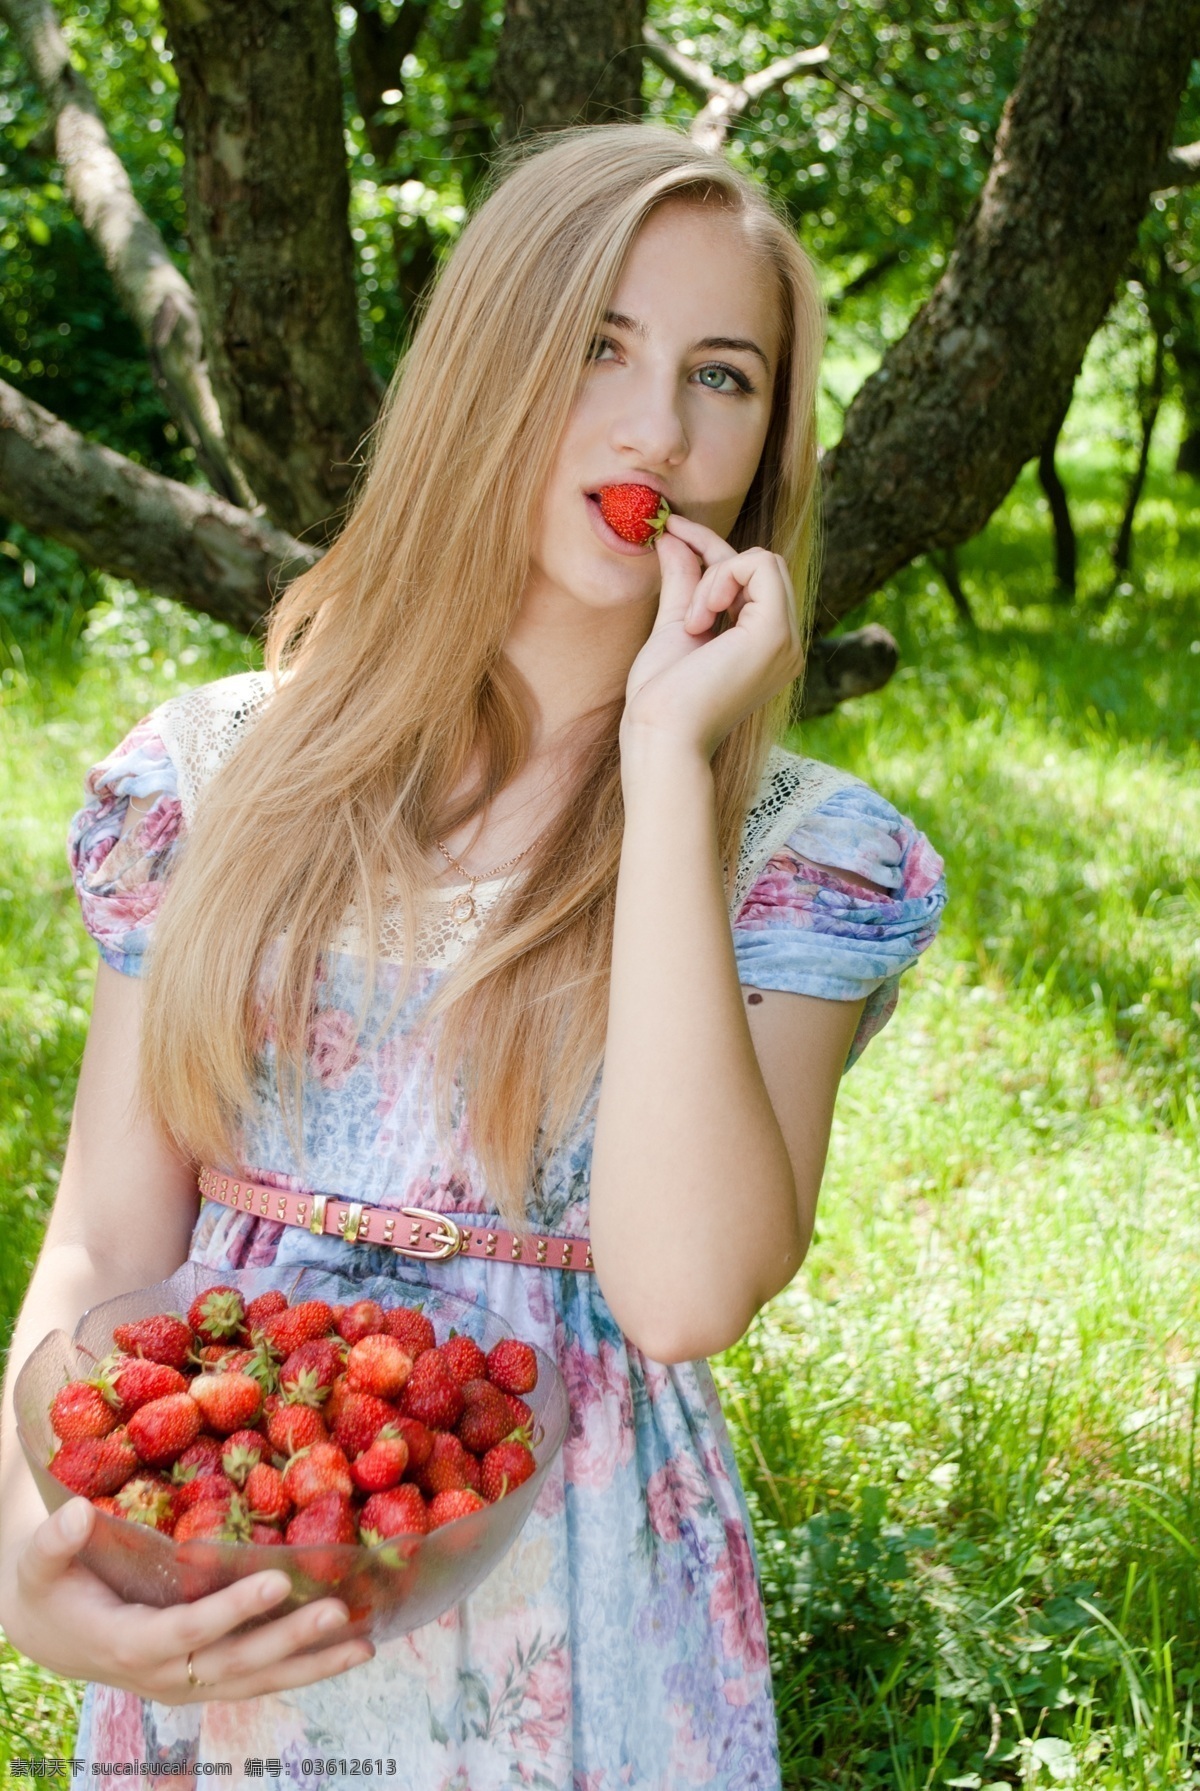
[{"x1": 153, "y1": 670, "x2": 857, "y2": 967}]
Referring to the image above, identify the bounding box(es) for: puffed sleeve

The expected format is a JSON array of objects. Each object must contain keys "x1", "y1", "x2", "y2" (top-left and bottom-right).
[
  {"x1": 733, "y1": 780, "x2": 948, "y2": 1070},
  {"x1": 65, "y1": 706, "x2": 185, "y2": 977}
]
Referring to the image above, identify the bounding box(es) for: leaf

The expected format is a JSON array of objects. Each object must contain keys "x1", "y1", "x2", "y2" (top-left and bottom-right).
[{"x1": 1029, "y1": 1736, "x2": 1076, "y2": 1780}]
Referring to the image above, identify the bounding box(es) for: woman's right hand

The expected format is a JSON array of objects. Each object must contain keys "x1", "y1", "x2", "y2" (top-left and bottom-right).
[{"x1": 4, "y1": 1496, "x2": 374, "y2": 1701}]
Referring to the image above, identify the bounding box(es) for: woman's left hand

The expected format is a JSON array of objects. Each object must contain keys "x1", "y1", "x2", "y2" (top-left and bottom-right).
[{"x1": 620, "y1": 512, "x2": 806, "y2": 763}]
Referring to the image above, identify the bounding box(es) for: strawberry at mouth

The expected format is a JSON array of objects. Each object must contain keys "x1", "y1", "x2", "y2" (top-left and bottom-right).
[{"x1": 590, "y1": 483, "x2": 671, "y2": 547}]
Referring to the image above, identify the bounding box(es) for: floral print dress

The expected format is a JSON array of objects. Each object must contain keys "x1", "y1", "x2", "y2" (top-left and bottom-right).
[{"x1": 63, "y1": 673, "x2": 947, "y2": 1791}]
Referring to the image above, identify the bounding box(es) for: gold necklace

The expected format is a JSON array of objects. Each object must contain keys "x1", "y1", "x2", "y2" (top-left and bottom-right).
[{"x1": 432, "y1": 826, "x2": 550, "y2": 928}]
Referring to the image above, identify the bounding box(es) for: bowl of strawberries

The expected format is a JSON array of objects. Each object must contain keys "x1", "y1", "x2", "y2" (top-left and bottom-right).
[{"x1": 14, "y1": 1260, "x2": 568, "y2": 1645}]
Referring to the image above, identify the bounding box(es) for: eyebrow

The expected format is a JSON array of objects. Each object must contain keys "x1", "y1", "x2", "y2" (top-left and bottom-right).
[{"x1": 601, "y1": 310, "x2": 771, "y2": 371}]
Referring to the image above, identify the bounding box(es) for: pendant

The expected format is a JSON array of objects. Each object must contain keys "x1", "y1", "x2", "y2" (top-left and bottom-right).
[{"x1": 449, "y1": 889, "x2": 477, "y2": 925}]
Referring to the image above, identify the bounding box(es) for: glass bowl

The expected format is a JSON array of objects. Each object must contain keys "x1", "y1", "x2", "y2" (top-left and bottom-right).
[{"x1": 15, "y1": 1259, "x2": 567, "y2": 1646}]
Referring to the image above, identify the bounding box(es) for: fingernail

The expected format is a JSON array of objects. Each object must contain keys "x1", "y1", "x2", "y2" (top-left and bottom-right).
[
  {"x1": 319, "y1": 1607, "x2": 348, "y2": 1631},
  {"x1": 61, "y1": 1501, "x2": 88, "y2": 1541},
  {"x1": 259, "y1": 1574, "x2": 289, "y2": 1604}
]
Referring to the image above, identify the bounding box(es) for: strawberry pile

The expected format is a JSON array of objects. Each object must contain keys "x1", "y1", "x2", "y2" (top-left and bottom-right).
[{"x1": 48, "y1": 1287, "x2": 541, "y2": 1559}]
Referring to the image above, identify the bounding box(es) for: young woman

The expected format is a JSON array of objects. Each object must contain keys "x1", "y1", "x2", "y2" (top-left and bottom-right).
[{"x1": 0, "y1": 124, "x2": 946, "y2": 1786}]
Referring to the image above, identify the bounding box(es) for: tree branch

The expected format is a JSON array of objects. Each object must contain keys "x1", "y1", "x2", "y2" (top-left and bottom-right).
[
  {"x1": 0, "y1": 0, "x2": 251, "y2": 507},
  {"x1": 792, "y1": 626, "x2": 900, "y2": 720},
  {"x1": 641, "y1": 24, "x2": 831, "y2": 151},
  {"x1": 348, "y1": 0, "x2": 434, "y2": 167},
  {"x1": 815, "y1": 0, "x2": 1200, "y2": 633},
  {"x1": 0, "y1": 379, "x2": 316, "y2": 633},
  {"x1": 158, "y1": 0, "x2": 383, "y2": 539},
  {"x1": 1152, "y1": 140, "x2": 1200, "y2": 190}
]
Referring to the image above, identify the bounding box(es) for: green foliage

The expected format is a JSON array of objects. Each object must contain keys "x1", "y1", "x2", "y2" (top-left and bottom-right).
[{"x1": 0, "y1": 1, "x2": 193, "y2": 478}]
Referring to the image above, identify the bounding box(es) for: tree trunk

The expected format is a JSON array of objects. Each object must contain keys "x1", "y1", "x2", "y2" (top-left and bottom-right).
[
  {"x1": 816, "y1": 0, "x2": 1200, "y2": 633},
  {"x1": 492, "y1": 0, "x2": 645, "y2": 139},
  {"x1": 1112, "y1": 265, "x2": 1168, "y2": 578},
  {"x1": 1164, "y1": 255, "x2": 1200, "y2": 477},
  {"x1": 158, "y1": 0, "x2": 382, "y2": 539},
  {"x1": 0, "y1": 378, "x2": 316, "y2": 632},
  {"x1": 1037, "y1": 396, "x2": 1076, "y2": 597}
]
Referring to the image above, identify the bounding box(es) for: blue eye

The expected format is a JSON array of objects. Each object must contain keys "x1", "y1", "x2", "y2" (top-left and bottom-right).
[
  {"x1": 695, "y1": 363, "x2": 752, "y2": 395},
  {"x1": 591, "y1": 336, "x2": 755, "y2": 394}
]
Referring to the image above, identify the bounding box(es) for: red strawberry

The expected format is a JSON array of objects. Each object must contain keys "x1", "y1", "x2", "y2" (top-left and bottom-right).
[
  {"x1": 359, "y1": 1484, "x2": 428, "y2": 1566},
  {"x1": 186, "y1": 1285, "x2": 247, "y2": 1345},
  {"x1": 457, "y1": 1380, "x2": 516, "y2": 1455},
  {"x1": 244, "y1": 1289, "x2": 288, "y2": 1330},
  {"x1": 91, "y1": 1495, "x2": 121, "y2": 1516},
  {"x1": 113, "y1": 1474, "x2": 178, "y2": 1533},
  {"x1": 173, "y1": 1435, "x2": 225, "y2": 1476},
  {"x1": 188, "y1": 1371, "x2": 263, "y2": 1435},
  {"x1": 249, "y1": 1522, "x2": 286, "y2": 1546},
  {"x1": 175, "y1": 1493, "x2": 251, "y2": 1542},
  {"x1": 197, "y1": 1339, "x2": 279, "y2": 1392},
  {"x1": 440, "y1": 1333, "x2": 487, "y2": 1386},
  {"x1": 360, "y1": 1483, "x2": 429, "y2": 1541},
  {"x1": 596, "y1": 483, "x2": 670, "y2": 546},
  {"x1": 335, "y1": 1299, "x2": 388, "y2": 1345},
  {"x1": 333, "y1": 1390, "x2": 397, "y2": 1460},
  {"x1": 324, "y1": 1371, "x2": 352, "y2": 1427},
  {"x1": 502, "y1": 1392, "x2": 534, "y2": 1433},
  {"x1": 221, "y1": 1430, "x2": 266, "y2": 1486},
  {"x1": 285, "y1": 1489, "x2": 359, "y2": 1584},
  {"x1": 49, "y1": 1429, "x2": 138, "y2": 1497},
  {"x1": 486, "y1": 1339, "x2": 538, "y2": 1396},
  {"x1": 402, "y1": 1356, "x2": 464, "y2": 1431},
  {"x1": 265, "y1": 1399, "x2": 328, "y2": 1456},
  {"x1": 481, "y1": 1438, "x2": 536, "y2": 1503},
  {"x1": 281, "y1": 1440, "x2": 354, "y2": 1509},
  {"x1": 428, "y1": 1488, "x2": 487, "y2": 1528},
  {"x1": 345, "y1": 1335, "x2": 413, "y2": 1400},
  {"x1": 102, "y1": 1357, "x2": 190, "y2": 1419},
  {"x1": 416, "y1": 1432, "x2": 478, "y2": 1497},
  {"x1": 382, "y1": 1305, "x2": 436, "y2": 1358},
  {"x1": 244, "y1": 1461, "x2": 292, "y2": 1525},
  {"x1": 255, "y1": 1300, "x2": 335, "y2": 1358},
  {"x1": 111, "y1": 1313, "x2": 194, "y2": 1370},
  {"x1": 126, "y1": 1393, "x2": 202, "y2": 1466},
  {"x1": 393, "y1": 1414, "x2": 434, "y2": 1474},
  {"x1": 279, "y1": 1337, "x2": 343, "y2": 1407},
  {"x1": 172, "y1": 1470, "x2": 237, "y2": 1515},
  {"x1": 50, "y1": 1379, "x2": 119, "y2": 1442},
  {"x1": 284, "y1": 1488, "x2": 358, "y2": 1547},
  {"x1": 348, "y1": 1424, "x2": 409, "y2": 1493}
]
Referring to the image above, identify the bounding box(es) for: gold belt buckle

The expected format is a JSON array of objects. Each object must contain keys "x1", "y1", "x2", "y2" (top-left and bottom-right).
[{"x1": 394, "y1": 1205, "x2": 465, "y2": 1262}]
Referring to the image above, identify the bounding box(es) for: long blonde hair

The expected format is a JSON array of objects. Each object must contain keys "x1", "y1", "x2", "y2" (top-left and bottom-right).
[{"x1": 139, "y1": 123, "x2": 827, "y2": 1227}]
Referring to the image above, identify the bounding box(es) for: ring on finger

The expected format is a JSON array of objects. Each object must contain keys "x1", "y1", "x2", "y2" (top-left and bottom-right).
[{"x1": 186, "y1": 1648, "x2": 210, "y2": 1691}]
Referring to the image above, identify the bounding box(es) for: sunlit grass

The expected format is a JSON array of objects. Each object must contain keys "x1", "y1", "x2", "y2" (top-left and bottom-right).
[{"x1": 713, "y1": 439, "x2": 1200, "y2": 1787}]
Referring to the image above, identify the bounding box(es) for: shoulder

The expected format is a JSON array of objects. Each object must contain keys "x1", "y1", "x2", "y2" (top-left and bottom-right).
[
  {"x1": 732, "y1": 745, "x2": 949, "y2": 1068},
  {"x1": 737, "y1": 744, "x2": 945, "y2": 911},
  {"x1": 65, "y1": 669, "x2": 277, "y2": 974},
  {"x1": 150, "y1": 668, "x2": 278, "y2": 827}
]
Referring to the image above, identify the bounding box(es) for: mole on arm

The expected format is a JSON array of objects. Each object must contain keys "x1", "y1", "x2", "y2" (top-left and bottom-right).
[{"x1": 746, "y1": 991, "x2": 764, "y2": 1005}]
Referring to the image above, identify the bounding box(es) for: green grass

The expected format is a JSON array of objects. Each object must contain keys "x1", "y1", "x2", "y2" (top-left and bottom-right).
[
  {"x1": 713, "y1": 428, "x2": 1200, "y2": 1788},
  {"x1": 0, "y1": 427, "x2": 1197, "y2": 1785}
]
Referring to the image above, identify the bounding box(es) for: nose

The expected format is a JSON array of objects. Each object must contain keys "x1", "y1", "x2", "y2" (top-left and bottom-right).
[{"x1": 609, "y1": 358, "x2": 688, "y2": 470}]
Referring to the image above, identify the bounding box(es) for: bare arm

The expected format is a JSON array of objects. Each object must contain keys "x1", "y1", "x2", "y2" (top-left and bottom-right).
[
  {"x1": 0, "y1": 960, "x2": 373, "y2": 1696},
  {"x1": 588, "y1": 735, "x2": 863, "y2": 1363}
]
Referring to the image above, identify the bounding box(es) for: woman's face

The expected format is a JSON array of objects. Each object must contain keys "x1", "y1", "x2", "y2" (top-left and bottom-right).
[{"x1": 526, "y1": 199, "x2": 783, "y2": 614}]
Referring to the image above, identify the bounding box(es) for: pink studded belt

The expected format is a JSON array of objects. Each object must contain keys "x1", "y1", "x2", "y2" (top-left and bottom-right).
[{"x1": 197, "y1": 1166, "x2": 595, "y2": 1273}]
